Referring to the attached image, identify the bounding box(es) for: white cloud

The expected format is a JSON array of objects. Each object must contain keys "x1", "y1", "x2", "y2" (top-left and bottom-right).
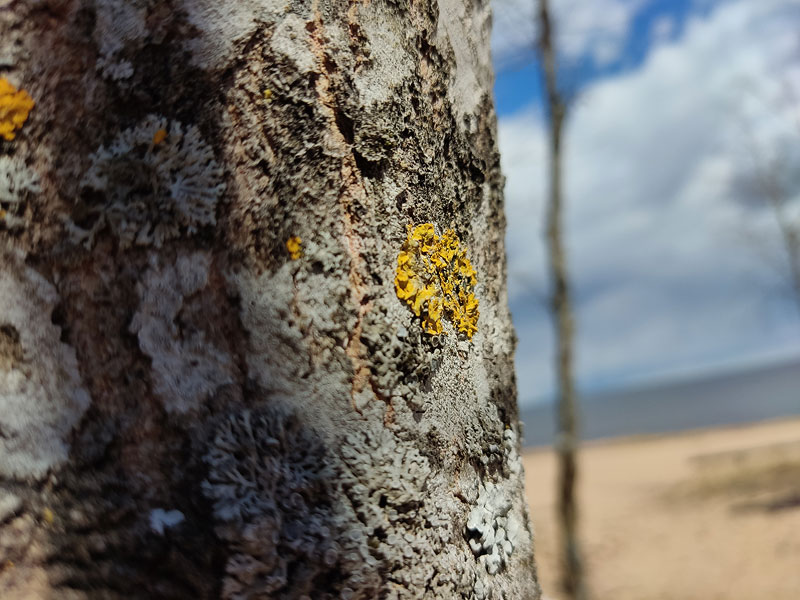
[
  {"x1": 491, "y1": 0, "x2": 644, "y2": 71},
  {"x1": 499, "y1": 0, "x2": 800, "y2": 405}
]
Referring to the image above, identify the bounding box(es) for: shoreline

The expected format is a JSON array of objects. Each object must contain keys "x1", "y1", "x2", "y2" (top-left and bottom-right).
[
  {"x1": 522, "y1": 415, "x2": 800, "y2": 600},
  {"x1": 522, "y1": 413, "x2": 800, "y2": 452}
]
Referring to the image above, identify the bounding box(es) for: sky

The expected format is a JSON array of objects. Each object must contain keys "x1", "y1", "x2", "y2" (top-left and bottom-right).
[{"x1": 490, "y1": 0, "x2": 800, "y2": 406}]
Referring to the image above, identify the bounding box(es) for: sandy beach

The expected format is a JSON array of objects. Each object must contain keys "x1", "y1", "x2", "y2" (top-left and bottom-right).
[{"x1": 522, "y1": 416, "x2": 800, "y2": 600}]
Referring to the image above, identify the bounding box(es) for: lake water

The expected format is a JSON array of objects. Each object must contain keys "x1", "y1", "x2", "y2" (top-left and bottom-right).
[{"x1": 519, "y1": 358, "x2": 800, "y2": 447}]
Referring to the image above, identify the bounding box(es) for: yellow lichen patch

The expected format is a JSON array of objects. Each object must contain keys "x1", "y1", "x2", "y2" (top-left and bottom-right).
[
  {"x1": 152, "y1": 128, "x2": 168, "y2": 145},
  {"x1": 0, "y1": 78, "x2": 34, "y2": 141},
  {"x1": 394, "y1": 223, "x2": 479, "y2": 339},
  {"x1": 286, "y1": 236, "x2": 302, "y2": 260},
  {"x1": 42, "y1": 507, "x2": 54, "y2": 524},
  {"x1": 263, "y1": 88, "x2": 273, "y2": 103}
]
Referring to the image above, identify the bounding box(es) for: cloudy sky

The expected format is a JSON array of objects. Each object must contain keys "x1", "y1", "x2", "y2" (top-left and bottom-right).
[{"x1": 490, "y1": 0, "x2": 800, "y2": 406}]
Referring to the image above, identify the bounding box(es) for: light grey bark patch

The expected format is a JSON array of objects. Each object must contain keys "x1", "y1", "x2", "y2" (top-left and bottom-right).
[
  {"x1": 0, "y1": 156, "x2": 40, "y2": 231},
  {"x1": 393, "y1": 327, "x2": 537, "y2": 597},
  {"x1": 333, "y1": 403, "x2": 533, "y2": 600},
  {"x1": 435, "y1": 0, "x2": 494, "y2": 128},
  {"x1": 423, "y1": 324, "x2": 499, "y2": 447},
  {"x1": 0, "y1": 6, "x2": 23, "y2": 68},
  {"x1": 182, "y1": 0, "x2": 288, "y2": 71},
  {"x1": 271, "y1": 14, "x2": 316, "y2": 74},
  {"x1": 0, "y1": 250, "x2": 90, "y2": 481},
  {"x1": 129, "y1": 250, "x2": 235, "y2": 415},
  {"x1": 0, "y1": 490, "x2": 21, "y2": 523},
  {"x1": 228, "y1": 258, "x2": 356, "y2": 408},
  {"x1": 351, "y1": 3, "x2": 414, "y2": 107}
]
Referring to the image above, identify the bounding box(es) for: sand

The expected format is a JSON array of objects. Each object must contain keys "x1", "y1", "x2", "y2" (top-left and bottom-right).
[{"x1": 522, "y1": 416, "x2": 800, "y2": 600}]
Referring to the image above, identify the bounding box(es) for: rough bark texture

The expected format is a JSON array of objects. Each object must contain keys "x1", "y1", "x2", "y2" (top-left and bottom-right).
[
  {"x1": 537, "y1": 1, "x2": 587, "y2": 599},
  {"x1": 0, "y1": 0, "x2": 540, "y2": 598}
]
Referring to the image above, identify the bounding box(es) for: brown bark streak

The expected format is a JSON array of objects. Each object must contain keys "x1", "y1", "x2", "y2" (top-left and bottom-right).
[{"x1": 307, "y1": 3, "x2": 375, "y2": 410}]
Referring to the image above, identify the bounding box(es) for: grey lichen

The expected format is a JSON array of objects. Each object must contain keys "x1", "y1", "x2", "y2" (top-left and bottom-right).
[
  {"x1": 0, "y1": 250, "x2": 91, "y2": 481},
  {"x1": 202, "y1": 397, "x2": 509, "y2": 599},
  {"x1": 359, "y1": 298, "x2": 435, "y2": 408},
  {"x1": 228, "y1": 250, "x2": 356, "y2": 406},
  {"x1": 93, "y1": 0, "x2": 148, "y2": 81},
  {"x1": 225, "y1": 244, "x2": 533, "y2": 597},
  {"x1": 337, "y1": 421, "x2": 445, "y2": 596},
  {"x1": 70, "y1": 114, "x2": 225, "y2": 248},
  {"x1": 0, "y1": 156, "x2": 40, "y2": 230},
  {"x1": 129, "y1": 251, "x2": 235, "y2": 415},
  {"x1": 466, "y1": 482, "x2": 514, "y2": 575},
  {"x1": 465, "y1": 428, "x2": 528, "y2": 577},
  {"x1": 203, "y1": 403, "x2": 353, "y2": 600},
  {"x1": 502, "y1": 427, "x2": 524, "y2": 479}
]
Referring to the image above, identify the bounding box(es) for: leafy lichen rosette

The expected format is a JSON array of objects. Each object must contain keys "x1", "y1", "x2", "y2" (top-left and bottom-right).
[{"x1": 394, "y1": 223, "x2": 479, "y2": 339}]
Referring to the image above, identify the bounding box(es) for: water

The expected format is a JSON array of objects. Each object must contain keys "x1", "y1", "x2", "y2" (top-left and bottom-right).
[{"x1": 520, "y1": 358, "x2": 800, "y2": 447}]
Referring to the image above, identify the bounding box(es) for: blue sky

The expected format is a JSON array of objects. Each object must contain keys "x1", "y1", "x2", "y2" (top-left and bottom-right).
[
  {"x1": 491, "y1": 0, "x2": 800, "y2": 406},
  {"x1": 493, "y1": 0, "x2": 702, "y2": 115}
]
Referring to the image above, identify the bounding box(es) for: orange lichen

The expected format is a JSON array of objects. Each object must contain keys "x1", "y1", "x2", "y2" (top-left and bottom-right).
[
  {"x1": 0, "y1": 78, "x2": 34, "y2": 141},
  {"x1": 286, "y1": 236, "x2": 302, "y2": 260},
  {"x1": 394, "y1": 223, "x2": 479, "y2": 339},
  {"x1": 152, "y1": 128, "x2": 168, "y2": 145}
]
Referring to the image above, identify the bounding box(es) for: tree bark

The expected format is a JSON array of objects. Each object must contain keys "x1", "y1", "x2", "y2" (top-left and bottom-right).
[
  {"x1": 536, "y1": 1, "x2": 587, "y2": 599},
  {"x1": 0, "y1": 0, "x2": 540, "y2": 598}
]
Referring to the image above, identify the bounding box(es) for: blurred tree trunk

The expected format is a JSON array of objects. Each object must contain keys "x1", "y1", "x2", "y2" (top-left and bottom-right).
[
  {"x1": 0, "y1": 0, "x2": 541, "y2": 598},
  {"x1": 748, "y1": 153, "x2": 800, "y2": 316},
  {"x1": 536, "y1": 1, "x2": 588, "y2": 599},
  {"x1": 732, "y1": 84, "x2": 800, "y2": 320}
]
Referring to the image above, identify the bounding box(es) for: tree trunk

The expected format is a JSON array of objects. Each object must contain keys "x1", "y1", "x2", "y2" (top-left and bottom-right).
[
  {"x1": 0, "y1": 1, "x2": 540, "y2": 598},
  {"x1": 537, "y1": 1, "x2": 587, "y2": 599}
]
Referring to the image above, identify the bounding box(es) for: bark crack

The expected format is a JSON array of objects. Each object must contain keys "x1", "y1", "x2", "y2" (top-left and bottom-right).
[{"x1": 306, "y1": 2, "x2": 378, "y2": 413}]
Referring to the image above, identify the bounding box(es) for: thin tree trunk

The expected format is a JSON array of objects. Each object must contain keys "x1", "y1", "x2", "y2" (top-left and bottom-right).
[
  {"x1": 756, "y1": 167, "x2": 800, "y2": 316},
  {"x1": 537, "y1": 1, "x2": 588, "y2": 599},
  {"x1": 0, "y1": 0, "x2": 540, "y2": 598}
]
